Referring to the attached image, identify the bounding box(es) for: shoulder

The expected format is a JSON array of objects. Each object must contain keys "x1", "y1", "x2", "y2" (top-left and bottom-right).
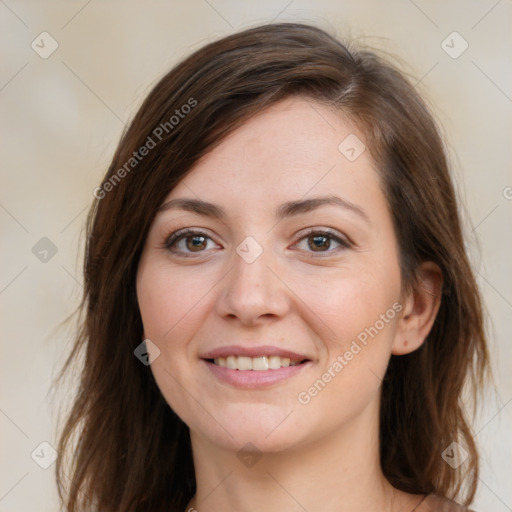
[{"x1": 418, "y1": 494, "x2": 477, "y2": 511}]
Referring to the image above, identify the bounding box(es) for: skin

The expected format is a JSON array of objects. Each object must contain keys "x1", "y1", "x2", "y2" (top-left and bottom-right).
[{"x1": 136, "y1": 96, "x2": 443, "y2": 512}]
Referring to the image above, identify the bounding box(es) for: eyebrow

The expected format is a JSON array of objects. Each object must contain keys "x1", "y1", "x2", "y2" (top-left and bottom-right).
[{"x1": 157, "y1": 195, "x2": 370, "y2": 224}]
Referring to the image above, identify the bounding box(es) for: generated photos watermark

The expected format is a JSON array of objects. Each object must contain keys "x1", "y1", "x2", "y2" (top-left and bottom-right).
[
  {"x1": 297, "y1": 301, "x2": 403, "y2": 405},
  {"x1": 93, "y1": 97, "x2": 197, "y2": 199}
]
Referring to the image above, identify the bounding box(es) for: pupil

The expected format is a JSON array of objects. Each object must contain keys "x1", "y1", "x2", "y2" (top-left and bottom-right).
[
  {"x1": 187, "y1": 236, "x2": 206, "y2": 251},
  {"x1": 309, "y1": 235, "x2": 329, "y2": 251}
]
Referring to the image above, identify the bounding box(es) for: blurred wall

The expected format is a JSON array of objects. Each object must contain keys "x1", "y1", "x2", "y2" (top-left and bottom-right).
[{"x1": 1, "y1": 1, "x2": 511, "y2": 510}]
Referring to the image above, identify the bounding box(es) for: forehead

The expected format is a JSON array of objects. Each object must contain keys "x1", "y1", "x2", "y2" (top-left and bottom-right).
[{"x1": 163, "y1": 96, "x2": 382, "y2": 213}]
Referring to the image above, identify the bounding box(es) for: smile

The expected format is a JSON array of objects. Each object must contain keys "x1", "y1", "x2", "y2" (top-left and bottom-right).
[{"x1": 211, "y1": 355, "x2": 303, "y2": 370}]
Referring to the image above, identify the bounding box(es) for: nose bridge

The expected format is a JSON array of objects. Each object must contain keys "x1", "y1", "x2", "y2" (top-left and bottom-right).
[{"x1": 217, "y1": 236, "x2": 289, "y2": 323}]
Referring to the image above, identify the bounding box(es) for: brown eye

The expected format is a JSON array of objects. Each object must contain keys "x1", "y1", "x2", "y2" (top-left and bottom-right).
[
  {"x1": 293, "y1": 229, "x2": 350, "y2": 255},
  {"x1": 164, "y1": 229, "x2": 218, "y2": 256},
  {"x1": 185, "y1": 235, "x2": 208, "y2": 252},
  {"x1": 308, "y1": 234, "x2": 332, "y2": 252}
]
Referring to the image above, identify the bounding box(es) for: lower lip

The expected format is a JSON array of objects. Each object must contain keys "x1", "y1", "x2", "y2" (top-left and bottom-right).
[{"x1": 203, "y1": 360, "x2": 310, "y2": 389}]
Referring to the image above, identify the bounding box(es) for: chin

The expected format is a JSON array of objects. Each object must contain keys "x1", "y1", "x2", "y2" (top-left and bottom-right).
[
  {"x1": 202, "y1": 428, "x2": 303, "y2": 455},
  {"x1": 189, "y1": 405, "x2": 307, "y2": 454}
]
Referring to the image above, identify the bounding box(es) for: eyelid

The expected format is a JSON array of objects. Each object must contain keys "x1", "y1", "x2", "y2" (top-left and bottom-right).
[
  {"x1": 163, "y1": 226, "x2": 352, "y2": 257},
  {"x1": 292, "y1": 227, "x2": 352, "y2": 250},
  {"x1": 163, "y1": 227, "x2": 221, "y2": 255}
]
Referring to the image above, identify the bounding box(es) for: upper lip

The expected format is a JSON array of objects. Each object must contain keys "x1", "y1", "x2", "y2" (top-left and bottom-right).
[{"x1": 200, "y1": 345, "x2": 311, "y2": 361}]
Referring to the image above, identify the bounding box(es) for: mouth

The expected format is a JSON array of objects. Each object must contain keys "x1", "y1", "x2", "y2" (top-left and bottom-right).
[
  {"x1": 200, "y1": 345, "x2": 312, "y2": 388},
  {"x1": 207, "y1": 355, "x2": 308, "y2": 370}
]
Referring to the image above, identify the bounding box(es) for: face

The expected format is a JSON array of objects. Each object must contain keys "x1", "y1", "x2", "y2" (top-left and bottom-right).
[{"x1": 136, "y1": 96, "x2": 405, "y2": 454}]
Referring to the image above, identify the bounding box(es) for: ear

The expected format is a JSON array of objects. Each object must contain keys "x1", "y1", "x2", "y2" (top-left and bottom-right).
[{"x1": 392, "y1": 261, "x2": 443, "y2": 355}]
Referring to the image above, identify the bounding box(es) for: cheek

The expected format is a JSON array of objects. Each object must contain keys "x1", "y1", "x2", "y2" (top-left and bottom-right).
[
  {"x1": 136, "y1": 259, "x2": 217, "y2": 426},
  {"x1": 136, "y1": 259, "x2": 218, "y2": 342},
  {"x1": 293, "y1": 277, "x2": 401, "y2": 433},
  {"x1": 290, "y1": 266, "x2": 401, "y2": 350}
]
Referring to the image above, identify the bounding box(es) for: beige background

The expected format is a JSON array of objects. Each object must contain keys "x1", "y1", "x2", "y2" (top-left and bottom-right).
[{"x1": 1, "y1": 1, "x2": 511, "y2": 510}]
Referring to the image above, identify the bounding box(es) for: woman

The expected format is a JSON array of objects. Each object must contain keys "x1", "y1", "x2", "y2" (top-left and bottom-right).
[{"x1": 55, "y1": 22, "x2": 489, "y2": 511}]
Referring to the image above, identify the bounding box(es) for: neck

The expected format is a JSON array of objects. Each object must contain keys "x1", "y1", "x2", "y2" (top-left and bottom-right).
[{"x1": 187, "y1": 398, "x2": 411, "y2": 512}]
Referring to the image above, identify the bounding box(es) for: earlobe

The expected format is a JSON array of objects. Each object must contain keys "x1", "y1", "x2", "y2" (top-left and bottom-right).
[{"x1": 392, "y1": 262, "x2": 443, "y2": 355}]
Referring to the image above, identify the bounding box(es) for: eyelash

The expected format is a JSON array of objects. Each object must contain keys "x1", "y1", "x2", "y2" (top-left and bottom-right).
[{"x1": 163, "y1": 227, "x2": 351, "y2": 258}]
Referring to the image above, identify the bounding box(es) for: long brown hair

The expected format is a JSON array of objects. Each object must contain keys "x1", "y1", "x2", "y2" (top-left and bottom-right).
[{"x1": 54, "y1": 22, "x2": 490, "y2": 511}]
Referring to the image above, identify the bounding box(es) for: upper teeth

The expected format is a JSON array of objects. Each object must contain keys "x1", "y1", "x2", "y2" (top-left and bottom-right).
[{"x1": 213, "y1": 355, "x2": 301, "y2": 370}]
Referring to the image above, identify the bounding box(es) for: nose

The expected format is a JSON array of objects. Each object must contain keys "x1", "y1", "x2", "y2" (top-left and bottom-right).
[{"x1": 215, "y1": 244, "x2": 291, "y2": 326}]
